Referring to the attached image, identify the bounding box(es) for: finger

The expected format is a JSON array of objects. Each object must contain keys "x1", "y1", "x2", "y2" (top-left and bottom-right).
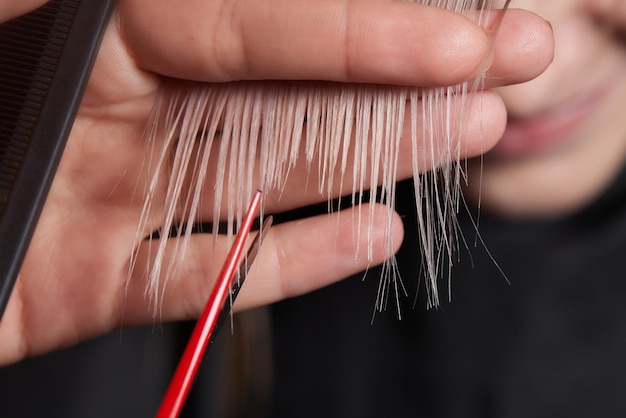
[
  {"x1": 124, "y1": 203, "x2": 404, "y2": 323},
  {"x1": 484, "y1": 8, "x2": 555, "y2": 86},
  {"x1": 0, "y1": 0, "x2": 47, "y2": 23},
  {"x1": 119, "y1": 0, "x2": 491, "y2": 86}
]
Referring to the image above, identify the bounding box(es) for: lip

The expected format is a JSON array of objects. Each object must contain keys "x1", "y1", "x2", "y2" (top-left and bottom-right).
[{"x1": 489, "y1": 85, "x2": 610, "y2": 158}]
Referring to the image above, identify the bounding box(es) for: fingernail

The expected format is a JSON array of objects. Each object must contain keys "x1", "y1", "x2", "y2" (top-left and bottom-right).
[{"x1": 482, "y1": 48, "x2": 495, "y2": 72}]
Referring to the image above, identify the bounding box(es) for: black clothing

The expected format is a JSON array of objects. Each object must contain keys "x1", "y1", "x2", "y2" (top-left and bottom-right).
[
  {"x1": 3, "y1": 169, "x2": 626, "y2": 417},
  {"x1": 270, "y1": 171, "x2": 626, "y2": 417}
]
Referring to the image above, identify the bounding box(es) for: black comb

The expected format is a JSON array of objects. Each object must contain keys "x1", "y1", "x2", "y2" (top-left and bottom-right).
[{"x1": 0, "y1": 0, "x2": 115, "y2": 318}]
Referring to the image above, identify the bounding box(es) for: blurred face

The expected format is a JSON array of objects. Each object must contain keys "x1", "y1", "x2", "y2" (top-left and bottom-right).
[{"x1": 466, "y1": 0, "x2": 626, "y2": 217}]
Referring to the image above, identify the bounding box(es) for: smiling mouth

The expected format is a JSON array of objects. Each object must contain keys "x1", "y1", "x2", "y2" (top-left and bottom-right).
[{"x1": 488, "y1": 84, "x2": 610, "y2": 159}]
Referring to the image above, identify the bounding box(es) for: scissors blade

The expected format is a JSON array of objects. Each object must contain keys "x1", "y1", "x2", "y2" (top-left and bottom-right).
[{"x1": 209, "y1": 215, "x2": 273, "y2": 344}]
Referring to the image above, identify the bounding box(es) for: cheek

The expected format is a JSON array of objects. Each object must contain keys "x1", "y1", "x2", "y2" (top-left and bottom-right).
[
  {"x1": 509, "y1": 0, "x2": 571, "y2": 17},
  {"x1": 468, "y1": 66, "x2": 626, "y2": 218}
]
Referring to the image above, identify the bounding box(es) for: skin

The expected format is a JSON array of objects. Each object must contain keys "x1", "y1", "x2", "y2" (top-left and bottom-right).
[
  {"x1": 467, "y1": 0, "x2": 626, "y2": 218},
  {"x1": 0, "y1": 0, "x2": 46, "y2": 22},
  {"x1": 0, "y1": 1, "x2": 553, "y2": 365}
]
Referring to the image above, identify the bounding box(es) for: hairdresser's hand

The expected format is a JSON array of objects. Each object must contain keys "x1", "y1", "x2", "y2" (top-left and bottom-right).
[{"x1": 0, "y1": 1, "x2": 553, "y2": 365}]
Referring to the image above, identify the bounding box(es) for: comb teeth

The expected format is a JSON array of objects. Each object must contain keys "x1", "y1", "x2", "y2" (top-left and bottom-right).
[
  {"x1": 0, "y1": 0, "x2": 114, "y2": 319},
  {"x1": 0, "y1": 0, "x2": 78, "y2": 215}
]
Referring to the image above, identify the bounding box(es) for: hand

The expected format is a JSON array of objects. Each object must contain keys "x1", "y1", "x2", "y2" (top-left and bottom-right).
[{"x1": 0, "y1": 0, "x2": 553, "y2": 365}]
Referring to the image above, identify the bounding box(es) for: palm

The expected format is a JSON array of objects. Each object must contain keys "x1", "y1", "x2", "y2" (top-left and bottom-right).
[{"x1": 3, "y1": 38, "x2": 163, "y2": 361}]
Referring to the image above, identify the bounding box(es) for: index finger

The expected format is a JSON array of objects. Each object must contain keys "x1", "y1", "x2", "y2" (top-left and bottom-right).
[{"x1": 118, "y1": 0, "x2": 492, "y2": 86}]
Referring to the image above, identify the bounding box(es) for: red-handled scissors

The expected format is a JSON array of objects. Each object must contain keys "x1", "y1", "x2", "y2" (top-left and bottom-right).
[{"x1": 156, "y1": 190, "x2": 271, "y2": 418}]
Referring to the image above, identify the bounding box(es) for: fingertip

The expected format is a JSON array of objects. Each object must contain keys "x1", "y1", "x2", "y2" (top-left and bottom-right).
[
  {"x1": 361, "y1": 204, "x2": 405, "y2": 263},
  {"x1": 391, "y1": 208, "x2": 405, "y2": 255},
  {"x1": 487, "y1": 9, "x2": 555, "y2": 84},
  {"x1": 349, "y1": 4, "x2": 492, "y2": 86},
  {"x1": 461, "y1": 90, "x2": 508, "y2": 158}
]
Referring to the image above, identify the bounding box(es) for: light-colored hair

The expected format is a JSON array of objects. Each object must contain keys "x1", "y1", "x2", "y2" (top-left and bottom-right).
[{"x1": 133, "y1": 0, "x2": 509, "y2": 317}]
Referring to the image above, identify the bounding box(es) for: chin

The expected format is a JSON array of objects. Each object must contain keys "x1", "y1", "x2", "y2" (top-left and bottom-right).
[{"x1": 467, "y1": 135, "x2": 625, "y2": 219}]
